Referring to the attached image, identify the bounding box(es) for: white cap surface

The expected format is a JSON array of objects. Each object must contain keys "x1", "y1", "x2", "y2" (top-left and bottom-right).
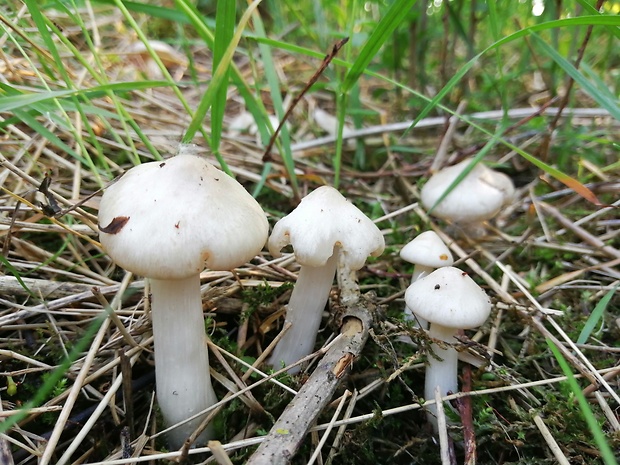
[
  {"x1": 99, "y1": 154, "x2": 268, "y2": 279},
  {"x1": 400, "y1": 231, "x2": 453, "y2": 268},
  {"x1": 268, "y1": 186, "x2": 385, "y2": 270},
  {"x1": 404, "y1": 266, "x2": 491, "y2": 329},
  {"x1": 421, "y1": 158, "x2": 515, "y2": 224}
]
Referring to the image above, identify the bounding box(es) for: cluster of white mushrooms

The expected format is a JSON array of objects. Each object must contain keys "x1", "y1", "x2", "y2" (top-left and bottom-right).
[
  {"x1": 97, "y1": 153, "x2": 511, "y2": 446},
  {"x1": 400, "y1": 232, "x2": 491, "y2": 431}
]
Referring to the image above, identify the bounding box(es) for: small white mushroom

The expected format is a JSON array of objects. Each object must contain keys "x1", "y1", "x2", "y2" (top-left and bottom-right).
[
  {"x1": 399, "y1": 231, "x2": 453, "y2": 327},
  {"x1": 404, "y1": 266, "x2": 491, "y2": 431},
  {"x1": 267, "y1": 186, "x2": 384, "y2": 373},
  {"x1": 98, "y1": 154, "x2": 268, "y2": 448},
  {"x1": 421, "y1": 158, "x2": 515, "y2": 234}
]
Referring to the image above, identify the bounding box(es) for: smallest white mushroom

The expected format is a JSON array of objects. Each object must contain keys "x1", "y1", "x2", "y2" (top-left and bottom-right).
[
  {"x1": 405, "y1": 266, "x2": 491, "y2": 432},
  {"x1": 421, "y1": 158, "x2": 514, "y2": 235},
  {"x1": 399, "y1": 231, "x2": 453, "y2": 326}
]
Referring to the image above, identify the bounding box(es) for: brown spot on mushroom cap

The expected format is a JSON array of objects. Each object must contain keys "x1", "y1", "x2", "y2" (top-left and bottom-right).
[{"x1": 100, "y1": 216, "x2": 130, "y2": 234}]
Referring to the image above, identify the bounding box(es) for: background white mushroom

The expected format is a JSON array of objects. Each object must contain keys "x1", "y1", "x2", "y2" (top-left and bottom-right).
[
  {"x1": 404, "y1": 266, "x2": 491, "y2": 431},
  {"x1": 267, "y1": 186, "x2": 384, "y2": 373},
  {"x1": 98, "y1": 154, "x2": 268, "y2": 448},
  {"x1": 420, "y1": 158, "x2": 515, "y2": 235}
]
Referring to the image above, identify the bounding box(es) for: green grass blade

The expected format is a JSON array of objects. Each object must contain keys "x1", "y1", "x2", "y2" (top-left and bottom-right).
[
  {"x1": 10, "y1": 109, "x2": 89, "y2": 165},
  {"x1": 532, "y1": 34, "x2": 620, "y2": 121},
  {"x1": 341, "y1": 0, "x2": 418, "y2": 93},
  {"x1": 487, "y1": 0, "x2": 509, "y2": 114},
  {"x1": 335, "y1": 0, "x2": 417, "y2": 186},
  {"x1": 0, "y1": 254, "x2": 37, "y2": 300},
  {"x1": 580, "y1": 62, "x2": 619, "y2": 103},
  {"x1": 333, "y1": 92, "x2": 348, "y2": 189},
  {"x1": 573, "y1": 0, "x2": 620, "y2": 40},
  {"x1": 245, "y1": 7, "x2": 298, "y2": 198},
  {"x1": 546, "y1": 339, "x2": 619, "y2": 465},
  {"x1": 180, "y1": 0, "x2": 261, "y2": 148},
  {"x1": 576, "y1": 283, "x2": 619, "y2": 345},
  {"x1": 0, "y1": 81, "x2": 171, "y2": 113},
  {"x1": 409, "y1": 16, "x2": 620, "y2": 130},
  {"x1": 91, "y1": 0, "x2": 193, "y2": 24},
  {"x1": 170, "y1": 0, "x2": 274, "y2": 187},
  {"x1": 210, "y1": 0, "x2": 236, "y2": 155},
  {"x1": 23, "y1": 0, "x2": 70, "y2": 83}
]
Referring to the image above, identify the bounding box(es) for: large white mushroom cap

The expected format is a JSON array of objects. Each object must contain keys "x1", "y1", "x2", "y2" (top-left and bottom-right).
[
  {"x1": 268, "y1": 186, "x2": 385, "y2": 270},
  {"x1": 421, "y1": 158, "x2": 515, "y2": 224},
  {"x1": 400, "y1": 230, "x2": 454, "y2": 268},
  {"x1": 99, "y1": 154, "x2": 269, "y2": 279},
  {"x1": 404, "y1": 266, "x2": 491, "y2": 329}
]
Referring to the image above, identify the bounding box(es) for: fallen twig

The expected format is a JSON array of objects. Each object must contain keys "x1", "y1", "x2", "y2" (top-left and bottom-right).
[{"x1": 246, "y1": 294, "x2": 376, "y2": 465}]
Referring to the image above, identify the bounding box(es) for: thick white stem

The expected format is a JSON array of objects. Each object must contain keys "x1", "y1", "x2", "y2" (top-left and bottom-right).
[
  {"x1": 424, "y1": 324, "x2": 458, "y2": 432},
  {"x1": 150, "y1": 276, "x2": 217, "y2": 449},
  {"x1": 268, "y1": 254, "x2": 337, "y2": 374}
]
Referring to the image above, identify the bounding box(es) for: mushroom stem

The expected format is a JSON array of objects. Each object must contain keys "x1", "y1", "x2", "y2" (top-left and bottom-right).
[
  {"x1": 412, "y1": 264, "x2": 434, "y2": 282},
  {"x1": 150, "y1": 275, "x2": 217, "y2": 449},
  {"x1": 424, "y1": 324, "x2": 459, "y2": 431},
  {"x1": 268, "y1": 254, "x2": 337, "y2": 374}
]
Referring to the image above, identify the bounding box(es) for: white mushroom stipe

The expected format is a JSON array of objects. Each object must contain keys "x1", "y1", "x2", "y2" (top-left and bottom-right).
[{"x1": 150, "y1": 276, "x2": 215, "y2": 448}]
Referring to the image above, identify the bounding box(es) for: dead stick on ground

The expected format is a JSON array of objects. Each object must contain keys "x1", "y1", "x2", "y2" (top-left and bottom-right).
[
  {"x1": 0, "y1": 392, "x2": 16, "y2": 465},
  {"x1": 208, "y1": 440, "x2": 234, "y2": 465},
  {"x1": 246, "y1": 294, "x2": 376, "y2": 465},
  {"x1": 459, "y1": 365, "x2": 477, "y2": 465}
]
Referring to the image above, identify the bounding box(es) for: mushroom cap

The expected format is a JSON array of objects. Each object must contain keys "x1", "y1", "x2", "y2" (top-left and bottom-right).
[
  {"x1": 268, "y1": 186, "x2": 385, "y2": 270},
  {"x1": 404, "y1": 266, "x2": 491, "y2": 329},
  {"x1": 421, "y1": 158, "x2": 515, "y2": 224},
  {"x1": 400, "y1": 231, "x2": 454, "y2": 268},
  {"x1": 99, "y1": 154, "x2": 268, "y2": 279}
]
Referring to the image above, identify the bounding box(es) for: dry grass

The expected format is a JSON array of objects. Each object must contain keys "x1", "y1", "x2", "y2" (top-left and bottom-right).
[{"x1": 1, "y1": 3, "x2": 619, "y2": 465}]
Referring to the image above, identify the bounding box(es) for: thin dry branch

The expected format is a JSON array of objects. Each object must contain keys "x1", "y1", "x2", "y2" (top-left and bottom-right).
[
  {"x1": 0, "y1": 393, "x2": 16, "y2": 465},
  {"x1": 246, "y1": 294, "x2": 376, "y2": 465}
]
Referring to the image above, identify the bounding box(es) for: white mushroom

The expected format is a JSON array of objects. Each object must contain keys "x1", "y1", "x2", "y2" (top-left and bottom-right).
[
  {"x1": 399, "y1": 231, "x2": 454, "y2": 326},
  {"x1": 421, "y1": 158, "x2": 515, "y2": 234},
  {"x1": 404, "y1": 266, "x2": 491, "y2": 431},
  {"x1": 267, "y1": 186, "x2": 384, "y2": 373},
  {"x1": 98, "y1": 154, "x2": 268, "y2": 448}
]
